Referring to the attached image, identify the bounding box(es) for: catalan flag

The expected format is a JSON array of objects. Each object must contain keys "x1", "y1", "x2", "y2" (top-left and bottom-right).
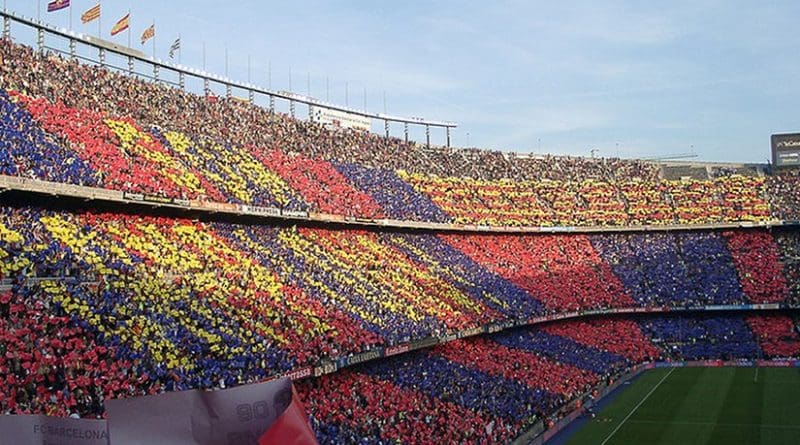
[
  {"x1": 81, "y1": 4, "x2": 100, "y2": 24},
  {"x1": 47, "y1": 0, "x2": 70, "y2": 13},
  {"x1": 111, "y1": 13, "x2": 130, "y2": 36},
  {"x1": 140, "y1": 24, "x2": 155, "y2": 45}
]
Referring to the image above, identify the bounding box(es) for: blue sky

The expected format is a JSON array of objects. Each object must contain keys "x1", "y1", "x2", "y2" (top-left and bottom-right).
[{"x1": 7, "y1": 0, "x2": 800, "y2": 162}]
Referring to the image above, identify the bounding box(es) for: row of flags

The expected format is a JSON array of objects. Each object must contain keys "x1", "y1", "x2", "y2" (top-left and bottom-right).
[{"x1": 46, "y1": 1, "x2": 181, "y2": 57}]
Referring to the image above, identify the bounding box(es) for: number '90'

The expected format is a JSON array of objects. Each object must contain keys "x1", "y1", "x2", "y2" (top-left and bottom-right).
[{"x1": 236, "y1": 401, "x2": 271, "y2": 421}]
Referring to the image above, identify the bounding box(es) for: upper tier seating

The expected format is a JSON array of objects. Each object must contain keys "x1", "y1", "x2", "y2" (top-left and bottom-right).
[{"x1": 0, "y1": 39, "x2": 792, "y2": 229}]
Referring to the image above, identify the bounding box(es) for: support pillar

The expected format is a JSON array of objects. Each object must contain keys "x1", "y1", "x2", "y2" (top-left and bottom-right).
[
  {"x1": 384, "y1": 120, "x2": 390, "y2": 138},
  {"x1": 404, "y1": 123, "x2": 409, "y2": 143},
  {"x1": 179, "y1": 72, "x2": 185, "y2": 90},
  {"x1": 446, "y1": 127, "x2": 451, "y2": 148},
  {"x1": 425, "y1": 125, "x2": 431, "y2": 148},
  {"x1": 36, "y1": 28, "x2": 44, "y2": 53}
]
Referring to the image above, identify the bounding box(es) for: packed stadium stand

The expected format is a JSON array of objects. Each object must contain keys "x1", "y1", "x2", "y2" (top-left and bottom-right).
[
  {"x1": 3, "y1": 39, "x2": 800, "y2": 229},
  {"x1": 297, "y1": 314, "x2": 800, "y2": 444},
  {"x1": 1, "y1": 33, "x2": 800, "y2": 445}
]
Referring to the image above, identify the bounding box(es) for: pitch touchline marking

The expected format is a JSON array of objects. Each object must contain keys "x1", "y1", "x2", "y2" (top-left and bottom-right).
[
  {"x1": 600, "y1": 368, "x2": 675, "y2": 445},
  {"x1": 626, "y1": 419, "x2": 800, "y2": 430}
]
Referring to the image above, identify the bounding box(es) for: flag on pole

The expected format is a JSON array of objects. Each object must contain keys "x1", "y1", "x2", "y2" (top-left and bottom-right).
[
  {"x1": 47, "y1": 0, "x2": 70, "y2": 12},
  {"x1": 169, "y1": 37, "x2": 181, "y2": 59},
  {"x1": 140, "y1": 24, "x2": 155, "y2": 45},
  {"x1": 81, "y1": 4, "x2": 100, "y2": 24},
  {"x1": 110, "y1": 13, "x2": 130, "y2": 36}
]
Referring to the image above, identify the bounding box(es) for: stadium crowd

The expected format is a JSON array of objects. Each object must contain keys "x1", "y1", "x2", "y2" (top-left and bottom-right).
[
  {"x1": 297, "y1": 314, "x2": 800, "y2": 444},
  {"x1": 2, "y1": 201, "x2": 799, "y2": 427},
  {"x1": 1, "y1": 36, "x2": 800, "y2": 445},
  {"x1": 1, "y1": 202, "x2": 799, "y2": 426},
  {"x1": 0, "y1": 38, "x2": 793, "y2": 229}
]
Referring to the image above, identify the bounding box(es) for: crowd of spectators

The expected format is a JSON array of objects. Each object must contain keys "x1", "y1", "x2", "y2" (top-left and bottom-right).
[
  {"x1": 0, "y1": 38, "x2": 797, "y2": 229},
  {"x1": 640, "y1": 314, "x2": 761, "y2": 360},
  {"x1": 773, "y1": 230, "x2": 800, "y2": 305},
  {"x1": 589, "y1": 231, "x2": 780, "y2": 307},
  {"x1": 2, "y1": 35, "x2": 800, "y2": 445},
  {"x1": 442, "y1": 233, "x2": 634, "y2": 313},
  {"x1": 2, "y1": 201, "x2": 799, "y2": 426},
  {"x1": 746, "y1": 315, "x2": 800, "y2": 357},
  {"x1": 298, "y1": 313, "x2": 798, "y2": 444},
  {"x1": 767, "y1": 171, "x2": 800, "y2": 221},
  {"x1": 0, "y1": 38, "x2": 664, "y2": 185}
]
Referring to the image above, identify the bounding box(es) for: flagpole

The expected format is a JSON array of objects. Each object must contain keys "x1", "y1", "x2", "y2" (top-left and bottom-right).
[
  {"x1": 69, "y1": 2, "x2": 73, "y2": 30},
  {"x1": 127, "y1": 10, "x2": 131, "y2": 48},
  {"x1": 178, "y1": 33, "x2": 182, "y2": 64},
  {"x1": 98, "y1": 0, "x2": 101, "y2": 37},
  {"x1": 152, "y1": 20, "x2": 155, "y2": 59},
  {"x1": 37, "y1": 0, "x2": 41, "y2": 22}
]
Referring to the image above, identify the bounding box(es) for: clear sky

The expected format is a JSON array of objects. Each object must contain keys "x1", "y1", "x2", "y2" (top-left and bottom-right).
[{"x1": 7, "y1": 0, "x2": 800, "y2": 162}]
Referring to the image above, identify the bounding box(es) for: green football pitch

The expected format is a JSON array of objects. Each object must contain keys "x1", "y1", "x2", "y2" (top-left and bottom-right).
[{"x1": 565, "y1": 367, "x2": 800, "y2": 445}]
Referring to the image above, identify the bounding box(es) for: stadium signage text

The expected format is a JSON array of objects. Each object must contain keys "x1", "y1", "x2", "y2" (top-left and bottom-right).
[
  {"x1": 285, "y1": 367, "x2": 313, "y2": 380},
  {"x1": 384, "y1": 344, "x2": 410, "y2": 357},
  {"x1": 198, "y1": 201, "x2": 238, "y2": 212},
  {"x1": 122, "y1": 192, "x2": 144, "y2": 201},
  {"x1": 143, "y1": 195, "x2": 173, "y2": 204},
  {"x1": 32, "y1": 424, "x2": 109, "y2": 440},
  {"x1": 282, "y1": 210, "x2": 310, "y2": 218},
  {"x1": 461, "y1": 327, "x2": 484, "y2": 337},
  {"x1": 345, "y1": 350, "x2": 382, "y2": 366},
  {"x1": 313, "y1": 362, "x2": 336, "y2": 377},
  {"x1": 771, "y1": 133, "x2": 800, "y2": 167},
  {"x1": 240, "y1": 205, "x2": 281, "y2": 217},
  {"x1": 309, "y1": 105, "x2": 371, "y2": 131},
  {"x1": 0, "y1": 415, "x2": 110, "y2": 445},
  {"x1": 440, "y1": 333, "x2": 460, "y2": 342}
]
